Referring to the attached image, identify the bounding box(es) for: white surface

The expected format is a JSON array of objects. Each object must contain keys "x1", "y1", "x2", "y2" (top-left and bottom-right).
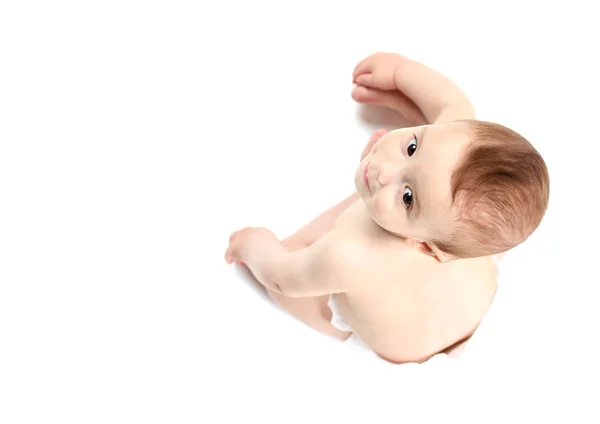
[{"x1": 1, "y1": 1, "x2": 599, "y2": 423}]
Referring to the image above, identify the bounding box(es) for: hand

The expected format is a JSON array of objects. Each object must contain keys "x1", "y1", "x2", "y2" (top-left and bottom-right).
[
  {"x1": 351, "y1": 53, "x2": 428, "y2": 126},
  {"x1": 224, "y1": 226, "x2": 279, "y2": 265},
  {"x1": 352, "y1": 52, "x2": 401, "y2": 91}
]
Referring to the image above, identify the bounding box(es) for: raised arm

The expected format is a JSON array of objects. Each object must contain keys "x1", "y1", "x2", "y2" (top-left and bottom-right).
[{"x1": 352, "y1": 52, "x2": 475, "y2": 124}]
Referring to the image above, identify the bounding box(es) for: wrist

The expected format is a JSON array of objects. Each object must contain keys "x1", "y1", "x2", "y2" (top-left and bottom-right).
[
  {"x1": 244, "y1": 232, "x2": 284, "y2": 268},
  {"x1": 391, "y1": 54, "x2": 408, "y2": 91}
]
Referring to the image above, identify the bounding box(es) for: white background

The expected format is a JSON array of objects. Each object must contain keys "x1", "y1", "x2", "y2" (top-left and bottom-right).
[{"x1": 1, "y1": 1, "x2": 599, "y2": 423}]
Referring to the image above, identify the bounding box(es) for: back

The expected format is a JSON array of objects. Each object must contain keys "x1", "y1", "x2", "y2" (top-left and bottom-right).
[{"x1": 331, "y1": 200, "x2": 498, "y2": 363}]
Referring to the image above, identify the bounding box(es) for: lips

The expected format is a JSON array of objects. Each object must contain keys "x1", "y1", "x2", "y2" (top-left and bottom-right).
[{"x1": 363, "y1": 163, "x2": 370, "y2": 191}]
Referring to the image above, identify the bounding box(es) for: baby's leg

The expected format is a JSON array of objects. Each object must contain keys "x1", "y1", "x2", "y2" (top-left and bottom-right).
[{"x1": 267, "y1": 289, "x2": 349, "y2": 340}]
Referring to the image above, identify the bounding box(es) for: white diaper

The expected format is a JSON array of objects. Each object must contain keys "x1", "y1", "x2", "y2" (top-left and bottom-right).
[
  {"x1": 328, "y1": 295, "x2": 372, "y2": 353},
  {"x1": 328, "y1": 295, "x2": 353, "y2": 333}
]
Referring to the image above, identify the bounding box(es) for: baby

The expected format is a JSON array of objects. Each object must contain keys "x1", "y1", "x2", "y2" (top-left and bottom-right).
[{"x1": 225, "y1": 52, "x2": 550, "y2": 363}]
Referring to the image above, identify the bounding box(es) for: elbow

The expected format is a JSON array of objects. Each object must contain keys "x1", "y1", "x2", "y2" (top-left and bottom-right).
[
  {"x1": 266, "y1": 261, "x2": 307, "y2": 298},
  {"x1": 266, "y1": 277, "x2": 300, "y2": 298},
  {"x1": 267, "y1": 279, "x2": 286, "y2": 296},
  {"x1": 270, "y1": 277, "x2": 311, "y2": 298},
  {"x1": 273, "y1": 282, "x2": 304, "y2": 298},
  {"x1": 280, "y1": 288, "x2": 308, "y2": 299}
]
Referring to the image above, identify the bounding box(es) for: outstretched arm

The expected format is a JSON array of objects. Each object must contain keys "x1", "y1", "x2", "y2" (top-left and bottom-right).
[
  {"x1": 352, "y1": 52, "x2": 476, "y2": 124},
  {"x1": 225, "y1": 227, "x2": 354, "y2": 298}
]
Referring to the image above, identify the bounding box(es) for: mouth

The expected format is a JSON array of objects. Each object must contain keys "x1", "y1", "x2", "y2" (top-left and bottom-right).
[{"x1": 363, "y1": 163, "x2": 371, "y2": 192}]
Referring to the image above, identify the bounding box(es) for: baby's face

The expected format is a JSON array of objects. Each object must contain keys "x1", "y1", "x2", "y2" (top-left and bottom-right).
[{"x1": 355, "y1": 121, "x2": 472, "y2": 246}]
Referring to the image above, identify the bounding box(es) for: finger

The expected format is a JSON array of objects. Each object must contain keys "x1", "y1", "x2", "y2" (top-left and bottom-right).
[
  {"x1": 353, "y1": 59, "x2": 372, "y2": 81},
  {"x1": 355, "y1": 73, "x2": 374, "y2": 87},
  {"x1": 226, "y1": 250, "x2": 238, "y2": 264},
  {"x1": 352, "y1": 58, "x2": 366, "y2": 80},
  {"x1": 229, "y1": 242, "x2": 239, "y2": 261},
  {"x1": 351, "y1": 84, "x2": 383, "y2": 104},
  {"x1": 225, "y1": 235, "x2": 239, "y2": 259},
  {"x1": 353, "y1": 85, "x2": 426, "y2": 124}
]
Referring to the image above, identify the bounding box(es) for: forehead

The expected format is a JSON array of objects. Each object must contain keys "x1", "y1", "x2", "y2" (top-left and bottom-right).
[{"x1": 419, "y1": 122, "x2": 471, "y2": 167}]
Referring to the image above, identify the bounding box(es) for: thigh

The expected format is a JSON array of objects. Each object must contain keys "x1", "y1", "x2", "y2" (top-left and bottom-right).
[{"x1": 267, "y1": 289, "x2": 350, "y2": 341}]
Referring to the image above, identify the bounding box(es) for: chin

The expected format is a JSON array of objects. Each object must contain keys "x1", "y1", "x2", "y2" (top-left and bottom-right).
[
  {"x1": 368, "y1": 208, "x2": 398, "y2": 233},
  {"x1": 354, "y1": 169, "x2": 363, "y2": 188},
  {"x1": 354, "y1": 177, "x2": 367, "y2": 198}
]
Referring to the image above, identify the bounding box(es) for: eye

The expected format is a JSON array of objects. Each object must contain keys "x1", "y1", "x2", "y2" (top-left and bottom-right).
[
  {"x1": 402, "y1": 187, "x2": 413, "y2": 209},
  {"x1": 407, "y1": 136, "x2": 417, "y2": 157}
]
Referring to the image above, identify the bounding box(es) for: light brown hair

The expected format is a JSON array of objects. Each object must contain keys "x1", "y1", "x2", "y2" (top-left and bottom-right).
[{"x1": 434, "y1": 120, "x2": 550, "y2": 258}]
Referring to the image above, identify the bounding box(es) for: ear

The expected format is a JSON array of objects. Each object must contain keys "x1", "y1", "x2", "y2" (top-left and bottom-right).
[
  {"x1": 406, "y1": 239, "x2": 454, "y2": 262},
  {"x1": 426, "y1": 242, "x2": 455, "y2": 263}
]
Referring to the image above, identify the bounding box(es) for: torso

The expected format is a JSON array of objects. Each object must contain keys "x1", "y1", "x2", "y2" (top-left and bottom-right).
[{"x1": 330, "y1": 200, "x2": 498, "y2": 363}]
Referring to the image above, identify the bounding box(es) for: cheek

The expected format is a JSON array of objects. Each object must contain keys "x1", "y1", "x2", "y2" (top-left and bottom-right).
[
  {"x1": 373, "y1": 195, "x2": 390, "y2": 215},
  {"x1": 372, "y1": 194, "x2": 402, "y2": 225}
]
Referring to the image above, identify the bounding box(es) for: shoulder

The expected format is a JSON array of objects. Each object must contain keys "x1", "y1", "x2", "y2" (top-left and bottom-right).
[
  {"x1": 322, "y1": 229, "x2": 414, "y2": 290},
  {"x1": 446, "y1": 256, "x2": 498, "y2": 290},
  {"x1": 315, "y1": 231, "x2": 366, "y2": 269}
]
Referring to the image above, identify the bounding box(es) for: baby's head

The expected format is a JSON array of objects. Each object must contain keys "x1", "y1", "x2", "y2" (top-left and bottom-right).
[{"x1": 355, "y1": 120, "x2": 549, "y2": 260}]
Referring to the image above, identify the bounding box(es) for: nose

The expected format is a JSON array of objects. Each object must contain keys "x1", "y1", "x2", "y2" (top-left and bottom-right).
[{"x1": 376, "y1": 161, "x2": 401, "y2": 186}]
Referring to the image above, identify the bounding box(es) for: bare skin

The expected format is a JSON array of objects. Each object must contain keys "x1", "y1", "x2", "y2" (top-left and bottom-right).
[{"x1": 225, "y1": 53, "x2": 499, "y2": 363}]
